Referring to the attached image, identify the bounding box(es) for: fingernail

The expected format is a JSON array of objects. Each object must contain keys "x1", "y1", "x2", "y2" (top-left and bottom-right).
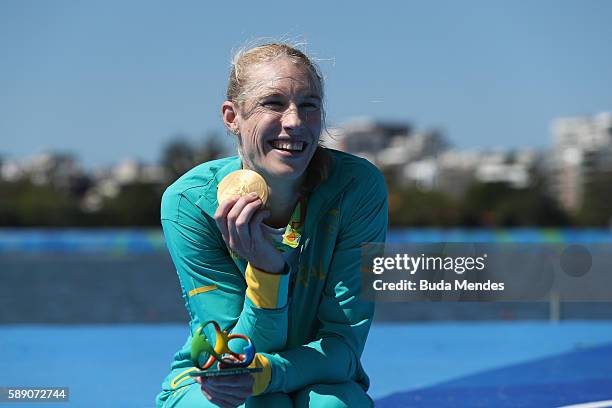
[{"x1": 249, "y1": 192, "x2": 258, "y2": 197}]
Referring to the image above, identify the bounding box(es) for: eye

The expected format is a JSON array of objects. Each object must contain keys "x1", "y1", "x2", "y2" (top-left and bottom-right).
[
  {"x1": 301, "y1": 102, "x2": 320, "y2": 112},
  {"x1": 261, "y1": 100, "x2": 285, "y2": 110}
]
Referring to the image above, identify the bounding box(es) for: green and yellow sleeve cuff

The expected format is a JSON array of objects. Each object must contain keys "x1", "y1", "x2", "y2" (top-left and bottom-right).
[
  {"x1": 249, "y1": 353, "x2": 272, "y2": 396},
  {"x1": 245, "y1": 263, "x2": 290, "y2": 309}
]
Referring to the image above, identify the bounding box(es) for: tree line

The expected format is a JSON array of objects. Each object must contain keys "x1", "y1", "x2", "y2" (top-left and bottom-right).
[{"x1": 1, "y1": 140, "x2": 610, "y2": 227}]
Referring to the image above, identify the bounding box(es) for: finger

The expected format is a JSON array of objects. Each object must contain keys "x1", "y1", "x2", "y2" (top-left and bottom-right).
[
  {"x1": 211, "y1": 390, "x2": 251, "y2": 405},
  {"x1": 214, "y1": 195, "x2": 240, "y2": 222},
  {"x1": 206, "y1": 376, "x2": 253, "y2": 392},
  {"x1": 223, "y1": 354, "x2": 241, "y2": 363},
  {"x1": 227, "y1": 193, "x2": 259, "y2": 251},
  {"x1": 201, "y1": 377, "x2": 246, "y2": 407},
  {"x1": 218, "y1": 399, "x2": 244, "y2": 408},
  {"x1": 235, "y1": 198, "x2": 263, "y2": 251},
  {"x1": 218, "y1": 355, "x2": 242, "y2": 369},
  {"x1": 214, "y1": 196, "x2": 240, "y2": 245},
  {"x1": 211, "y1": 392, "x2": 250, "y2": 408},
  {"x1": 207, "y1": 374, "x2": 254, "y2": 388},
  {"x1": 200, "y1": 385, "x2": 211, "y2": 400},
  {"x1": 202, "y1": 382, "x2": 250, "y2": 405},
  {"x1": 206, "y1": 393, "x2": 239, "y2": 408},
  {"x1": 203, "y1": 391, "x2": 235, "y2": 408}
]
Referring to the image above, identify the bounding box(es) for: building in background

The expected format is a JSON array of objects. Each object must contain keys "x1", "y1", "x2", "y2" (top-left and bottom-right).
[
  {"x1": 550, "y1": 112, "x2": 612, "y2": 212},
  {"x1": 82, "y1": 159, "x2": 165, "y2": 212},
  {"x1": 323, "y1": 119, "x2": 414, "y2": 165},
  {"x1": 332, "y1": 118, "x2": 541, "y2": 199}
]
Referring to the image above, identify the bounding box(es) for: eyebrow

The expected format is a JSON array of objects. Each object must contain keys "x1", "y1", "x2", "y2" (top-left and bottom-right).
[
  {"x1": 260, "y1": 91, "x2": 321, "y2": 101},
  {"x1": 304, "y1": 94, "x2": 322, "y2": 101}
]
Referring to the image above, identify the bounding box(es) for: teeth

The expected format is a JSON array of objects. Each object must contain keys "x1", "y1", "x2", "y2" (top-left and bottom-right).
[{"x1": 271, "y1": 141, "x2": 304, "y2": 151}]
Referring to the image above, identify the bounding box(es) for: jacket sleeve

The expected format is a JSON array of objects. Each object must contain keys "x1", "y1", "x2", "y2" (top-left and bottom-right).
[
  {"x1": 160, "y1": 190, "x2": 290, "y2": 366},
  {"x1": 262, "y1": 170, "x2": 388, "y2": 393}
]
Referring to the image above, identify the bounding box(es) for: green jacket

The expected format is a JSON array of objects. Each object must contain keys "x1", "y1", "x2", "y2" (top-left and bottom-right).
[{"x1": 156, "y1": 148, "x2": 388, "y2": 402}]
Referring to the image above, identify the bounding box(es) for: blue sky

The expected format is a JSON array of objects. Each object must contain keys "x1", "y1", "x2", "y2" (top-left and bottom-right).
[{"x1": 1, "y1": 0, "x2": 611, "y2": 167}]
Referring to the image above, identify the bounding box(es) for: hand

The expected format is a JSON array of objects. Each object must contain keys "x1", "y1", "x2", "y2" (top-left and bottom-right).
[
  {"x1": 195, "y1": 374, "x2": 253, "y2": 408},
  {"x1": 214, "y1": 193, "x2": 285, "y2": 273}
]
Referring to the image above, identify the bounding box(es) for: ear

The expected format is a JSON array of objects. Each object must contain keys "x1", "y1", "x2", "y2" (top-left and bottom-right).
[{"x1": 222, "y1": 101, "x2": 239, "y2": 134}]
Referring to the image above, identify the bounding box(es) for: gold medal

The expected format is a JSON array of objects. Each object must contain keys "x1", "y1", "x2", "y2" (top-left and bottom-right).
[{"x1": 217, "y1": 169, "x2": 269, "y2": 206}]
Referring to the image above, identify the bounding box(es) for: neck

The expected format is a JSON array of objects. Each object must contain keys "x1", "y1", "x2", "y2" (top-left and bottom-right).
[
  {"x1": 264, "y1": 175, "x2": 303, "y2": 228},
  {"x1": 239, "y1": 155, "x2": 305, "y2": 227}
]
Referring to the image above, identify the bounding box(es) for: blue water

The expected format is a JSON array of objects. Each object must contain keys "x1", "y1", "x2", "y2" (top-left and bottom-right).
[{"x1": 1, "y1": 322, "x2": 612, "y2": 407}]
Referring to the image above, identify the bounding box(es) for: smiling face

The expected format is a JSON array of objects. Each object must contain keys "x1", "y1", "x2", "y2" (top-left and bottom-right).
[{"x1": 227, "y1": 57, "x2": 322, "y2": 185}]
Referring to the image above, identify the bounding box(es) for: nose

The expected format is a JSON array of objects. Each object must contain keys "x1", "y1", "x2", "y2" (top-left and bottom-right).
[{"x1": 281, "y1": 104, "x2": 304, "y2": 133}]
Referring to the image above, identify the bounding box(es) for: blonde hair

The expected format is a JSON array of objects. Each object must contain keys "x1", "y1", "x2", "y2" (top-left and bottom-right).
[
  {"x1": 227, "y1": 42, "x2": 325, "y2": 113},
  {"x1": 226, "y1": 42, "x2": 331, "y2": 192}
]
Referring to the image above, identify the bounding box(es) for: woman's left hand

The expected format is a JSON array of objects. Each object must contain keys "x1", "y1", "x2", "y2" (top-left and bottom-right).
[{"x1": 195, "y1": 374, "x2": 254, "y2": 408}]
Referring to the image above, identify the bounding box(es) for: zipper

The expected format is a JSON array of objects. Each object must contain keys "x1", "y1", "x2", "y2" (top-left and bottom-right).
[
  {"x1": 288, "y1": 178, "x2": 355, "y2": 300},
  {"x1": 288, "y1": 236, "x2": 309, "y2": 300},
  {"x1": 286, "y1": 174, "x2": 356, "y2": 347}
]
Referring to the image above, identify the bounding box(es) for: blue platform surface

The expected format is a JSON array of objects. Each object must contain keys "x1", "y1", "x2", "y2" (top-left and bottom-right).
[{"x1": 1, "y1": 321, "x2": 612, "y2": 407}]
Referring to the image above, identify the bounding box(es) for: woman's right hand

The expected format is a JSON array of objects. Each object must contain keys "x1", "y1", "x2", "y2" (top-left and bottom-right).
[{"x1": 214, "y1": 193, "x2": 285, "y2": 274}]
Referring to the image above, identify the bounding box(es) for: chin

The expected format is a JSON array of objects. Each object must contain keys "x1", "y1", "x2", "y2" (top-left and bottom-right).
[{"x1": 267, "y1": 163, "x2": 308, "y2": 181}]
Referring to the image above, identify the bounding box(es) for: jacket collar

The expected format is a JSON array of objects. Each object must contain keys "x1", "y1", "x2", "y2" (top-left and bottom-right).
[
  {"x1": 194, "y1": 149, "x2": 354, "y2": 222},
  {"x1": 194, "y1": 157, "x2": 242, "y2": 218}
]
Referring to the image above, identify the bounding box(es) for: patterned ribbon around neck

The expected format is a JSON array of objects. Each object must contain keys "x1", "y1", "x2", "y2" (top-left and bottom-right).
[{"x1": 275, "y1": 196, "x2": 306, "y2": 252}]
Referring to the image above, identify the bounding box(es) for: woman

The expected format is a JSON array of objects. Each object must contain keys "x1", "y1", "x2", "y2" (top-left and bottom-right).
[{"x1": 156, "y1": 43, "x2": 388, "y2": 407}]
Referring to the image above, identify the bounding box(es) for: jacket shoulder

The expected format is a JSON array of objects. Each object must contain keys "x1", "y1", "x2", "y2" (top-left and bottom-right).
[
  {"x1": 327, "y1": 149, "x2": 386, "y2": 192},
  {"x1": 161, "y1": 156, "x2": 238, "y2": 220}
]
